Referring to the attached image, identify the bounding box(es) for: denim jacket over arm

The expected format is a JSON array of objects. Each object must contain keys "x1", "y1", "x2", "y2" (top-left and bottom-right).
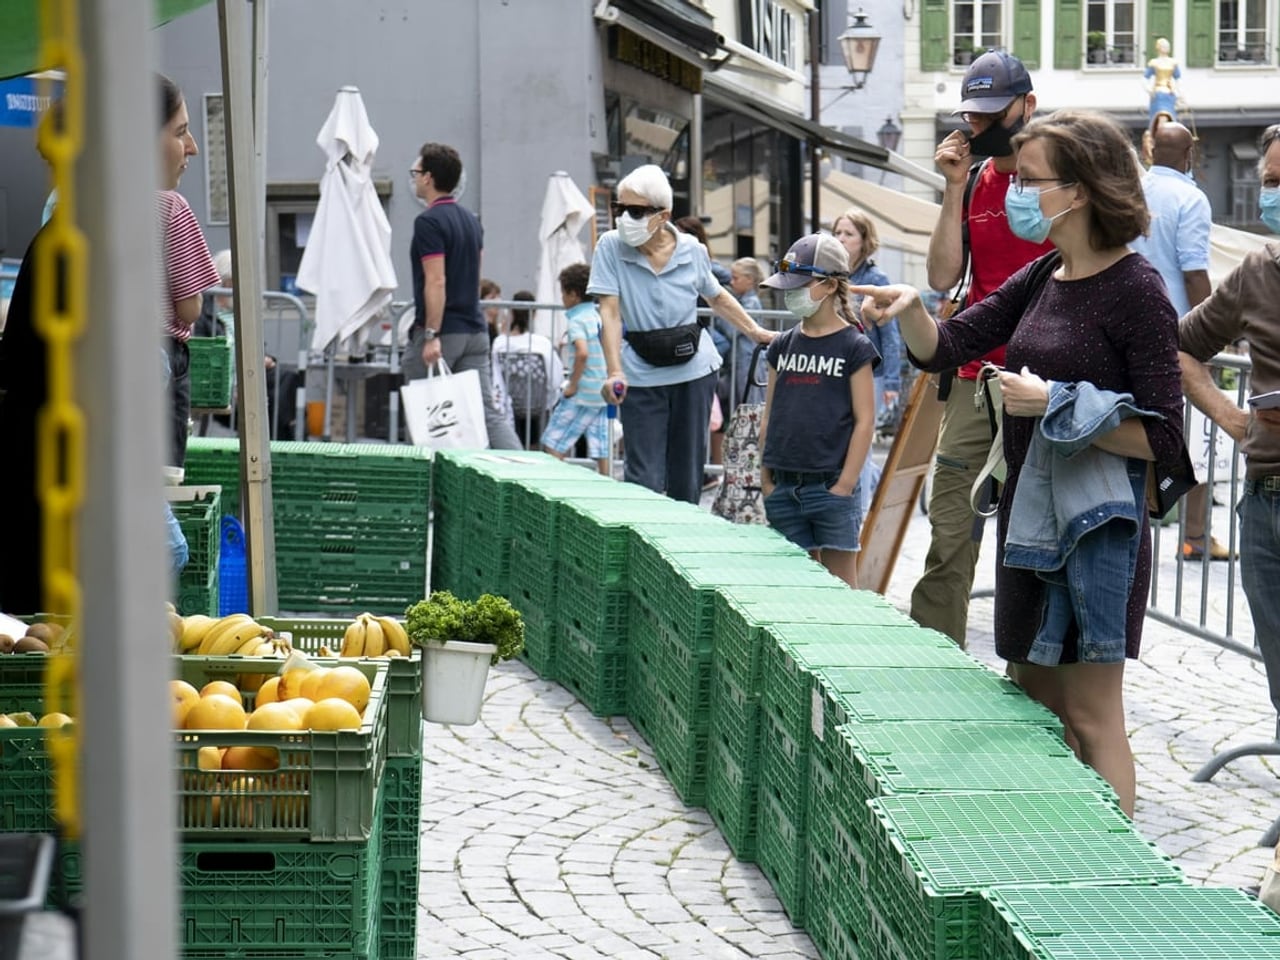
[{"x1": 1005, "y1": 381, "x2": 1159, "y2": 571}]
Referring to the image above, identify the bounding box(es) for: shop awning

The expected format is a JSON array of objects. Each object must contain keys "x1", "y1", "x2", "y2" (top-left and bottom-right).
[
  {"x1": 706, "y1": 88, "x2": 890, "y2": 170},
  {"x1": 813, "y1": 168, "x2": 941, "y2": 256},
  {"x1": 0, "y1": 0, "x2": 212, "y2": 81},
  {"x1": 593, "y1": 0, "x2": 725, "y2": 65}
]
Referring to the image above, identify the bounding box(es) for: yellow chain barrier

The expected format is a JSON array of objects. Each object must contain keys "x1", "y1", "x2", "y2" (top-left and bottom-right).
[{"x1": 36, "y1": 0, "x2": 86, "y2": 841}]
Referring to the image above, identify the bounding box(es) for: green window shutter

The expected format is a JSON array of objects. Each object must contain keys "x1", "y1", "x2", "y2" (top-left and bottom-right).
[
  {"x1": 1054, "y1": 0, "x2": 1083, "y2": 69},
  {"x1": 1012, "y1": 0, "x2": 1041, "y2": 69},
  {"x1": 921, "y1": 0, "x2": 949, "y2": 71},
  {"x1": 1185, "y1": 0, "x2": 1215, "y2": 67},
  {"x1": 1145, "y1": 0, "x2": 1174, "y2": 60}
]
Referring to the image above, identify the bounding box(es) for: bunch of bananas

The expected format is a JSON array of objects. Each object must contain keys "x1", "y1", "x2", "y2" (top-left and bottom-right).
[
  {"x1": 177, "y1": 614, "x2": 292, "y2": 657},
  {"x1": 338, "y1": 613, "x2": 411, "y2": 658}
]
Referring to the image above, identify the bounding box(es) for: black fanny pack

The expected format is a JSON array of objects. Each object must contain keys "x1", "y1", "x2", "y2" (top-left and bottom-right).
[{"x1": 625, "y1": 321, "x2": 704, "y2": 367}]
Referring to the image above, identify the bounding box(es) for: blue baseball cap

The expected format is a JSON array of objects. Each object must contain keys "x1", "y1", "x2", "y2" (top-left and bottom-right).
[{"x1": 954, "y1": 50, "x2": 1033, "y2": 115}]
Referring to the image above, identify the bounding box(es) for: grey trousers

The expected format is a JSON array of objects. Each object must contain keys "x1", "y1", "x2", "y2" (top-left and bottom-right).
[
  {"x1": 619, "y1": 371, "x2": 716, "y2": 504},
  {"x1": 403, "y1": 327, "x2": 522, "y2": 450}
]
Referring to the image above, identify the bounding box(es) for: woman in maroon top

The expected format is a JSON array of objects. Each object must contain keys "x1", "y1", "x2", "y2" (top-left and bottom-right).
[
  {"x1": 854, "y1": 111, "x2": 1186, "y2": 817},
  {"x1": 157, "y1": 73, "x2": 220, "y2": 469}
]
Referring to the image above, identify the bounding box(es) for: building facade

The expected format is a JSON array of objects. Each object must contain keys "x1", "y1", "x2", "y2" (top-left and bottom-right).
[{"x1": 901, "y1": 1, "x2": 1280, "y2": 229}]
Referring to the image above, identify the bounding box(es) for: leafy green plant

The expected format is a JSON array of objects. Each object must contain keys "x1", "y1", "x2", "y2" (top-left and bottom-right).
[{"x1": 405, "y1": 591, "x2": 525, "y2": 665}]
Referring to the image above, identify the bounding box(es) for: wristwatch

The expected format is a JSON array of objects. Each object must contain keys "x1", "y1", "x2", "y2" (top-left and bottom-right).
[{"x1": 421, "y1": 327, "x2": 438, "y2": 341}]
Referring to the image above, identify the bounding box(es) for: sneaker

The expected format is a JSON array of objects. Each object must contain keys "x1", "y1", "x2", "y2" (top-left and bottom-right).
[{"x1": 1181, "y1": 535, "x2": 1234, "y2": 561}]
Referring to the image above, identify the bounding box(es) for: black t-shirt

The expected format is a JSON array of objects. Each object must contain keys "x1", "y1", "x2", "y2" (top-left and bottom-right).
[
  {"x1": 409, "y1": 198, "x2": 484, "y2": 335},
  {"x1": 763, "y1": 324, "x2": 880, "y2": 473}
]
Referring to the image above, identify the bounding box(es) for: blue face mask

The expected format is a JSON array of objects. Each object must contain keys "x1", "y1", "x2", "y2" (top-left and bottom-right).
[
  {"x1": 1004, "y1": 182, "x2": 1074, "y2": 244},
  {"x1": 1261, "y1": 186, "x2": 1280, "y2": 234}
]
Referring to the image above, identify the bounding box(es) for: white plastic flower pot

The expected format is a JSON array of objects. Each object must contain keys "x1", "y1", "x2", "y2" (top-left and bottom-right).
[{"x1": 420, "y1": 640, "x2": 497, "y2": 725}]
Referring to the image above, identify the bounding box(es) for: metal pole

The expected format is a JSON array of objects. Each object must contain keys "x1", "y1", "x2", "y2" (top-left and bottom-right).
[
  {"x1": 690, "y1": 92, "x2": 704, "y2": 216},
  {"x1": 251, "y1": 0, "x2": 268, "y2": 220},
  {"x1": 78, "y1": 0, "x2": 177, "y2": 957},
  {"x1": 808, "y1": 8, "x2": 821, "y2": 233},
  {"x1": 219, "y1": 0, "x2": 279, "y2": 614}
]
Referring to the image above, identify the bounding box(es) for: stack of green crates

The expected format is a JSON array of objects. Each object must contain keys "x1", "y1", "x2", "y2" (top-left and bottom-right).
[
  {"x1": 506, "y1": 475, "x2": 658, "y2": 678},
  {"x1": 431, "y1": 450, "x2": 583, "y2": 599},
  {"x1": 244, "y1": 616, "x2": 425, "y2": 960},
  {"x1": 863, "y1": 792, "x2": 1182, "y2": 960},
  {"x1": 555, "y1": 496, "x2": 703, "y2": 717},
  {"x1": 632, "y1": 555, "x2": 843, "y2": 807},
  {"x1": 810, "y1": 722, "x2": 1113, "y2": 957},
  {"x1": 185, "y1": 438, "x2": 433, "y2": 614},
  {"x1": 169, "y1": 486, "x2": 222, "y2": 616},
  {"x1": 980, "y1": 885, "x2": 1280, "y2": 960},
  {"x1": 187, "y1": 336, "x2": 233, "y2": 409}
]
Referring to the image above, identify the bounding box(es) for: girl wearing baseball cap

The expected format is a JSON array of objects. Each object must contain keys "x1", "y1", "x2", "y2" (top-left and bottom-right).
[{"x1": 757, "y1": 234, "x2": 880, "y2": 587}]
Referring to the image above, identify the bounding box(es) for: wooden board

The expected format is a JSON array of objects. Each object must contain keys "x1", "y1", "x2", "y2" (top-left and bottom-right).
[{"x1": 857, "y1": 373, "x2": 945, "y2": 595}]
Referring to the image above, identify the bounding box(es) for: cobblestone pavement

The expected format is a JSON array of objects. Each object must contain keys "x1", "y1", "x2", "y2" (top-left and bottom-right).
[{"x1": 418, "y1": 458, "x2": 1277, "y2": 958}]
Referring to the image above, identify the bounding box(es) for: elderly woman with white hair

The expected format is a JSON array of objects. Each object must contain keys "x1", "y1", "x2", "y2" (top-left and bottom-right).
[{"x1": 589, "y1": 164, "x2": 774, "y2": 502}]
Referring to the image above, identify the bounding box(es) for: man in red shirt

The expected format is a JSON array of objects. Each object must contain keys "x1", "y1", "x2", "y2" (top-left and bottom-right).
[{"x1": 911, "y1": 50, "x2": 1053, "y2": 647}]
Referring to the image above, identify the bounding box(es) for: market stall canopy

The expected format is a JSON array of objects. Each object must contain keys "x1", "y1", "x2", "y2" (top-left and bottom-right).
[
  {"x1": 296, "y1": 86, "x2": 397, "y2": 352},
  {"x1": 0, "y1": 0, "x2": 212, "y2": 81},
  {"x1": 1210, "y1": 223, "x2": 1273, "y2": 286},
  {"x1": 814, "y1": 168, "x2": 940, "y2": 257},
  {"x1": 533, "y1": 171, "x2": 596, "y2": 339}
]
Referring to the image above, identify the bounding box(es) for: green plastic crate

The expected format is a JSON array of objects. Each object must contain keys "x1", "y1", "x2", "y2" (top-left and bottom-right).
[
  {"x1": 559, "y1": 621, "x2": 628, "y2": 717},
  {"x1": 866, "y1": 792, "x2": 1183, "y2": 960},
  {"x1": 379, "y1": 856, "x2": 420, "y2": 960},
  {"x1": 708, "y1": 656, "x2": 761, "y2": 771},
  {"x1": 379, "y1": 757, "x2": 422, "y2": 864},
  {"x1": 260, "y1": 616, "x2": 423, "y2": 759},
  {"x1": 178, "y1": 567, "x2": 220, "y2": 617},
  {"x1": 980, "y1": 885, "x2": 1280, "y2": 960},
  {"x1": 756, "y1": 777, "x2": 809, "y2": 927},
  {"x1": 180, "y1": 806, "x2": 381, "y2": 954},
  {"x1": 705, "y1": 721, "x2": 761, "y2": 861},
  {"x1": 834, "y1": 722, "x2": 1114, "y2": 871},
  {"x1": 175, "y1": 656, "x2": 389, "y2": 842},
  {"x1": 187, "y1": 336, "x2": 233, "y2": 408},
  {"x1": 557, "y1": 565, "x2": 629, "y2": 639},
  {"x1": 759, "y1": 704, "x2": 808, "y2": 828},
  {"x1": 557, "y1": 496, "x2": 680, "y2": 585},
  {"x1": 169, "y1": 486, "x2": 222, "y2": 584}
]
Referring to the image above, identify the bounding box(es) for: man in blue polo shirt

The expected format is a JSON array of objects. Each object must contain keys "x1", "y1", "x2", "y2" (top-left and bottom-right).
[
  {"x1": 1131, "y1": 121, "x2": 1225, "y2": 560},
  {"x1": 403, "y1": 142, "x2": 520, "y2": 449}
]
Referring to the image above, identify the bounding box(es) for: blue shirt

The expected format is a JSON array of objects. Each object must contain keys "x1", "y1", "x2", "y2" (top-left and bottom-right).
[
  {"x1": 410, "y1": 197, "x2": 485, "y2": 335},
  {"x1": 850, "y1": 260, "x2": 901, "y2": 391},
  {"x1": 587, "y1": 225, "x2": 724, "y2": 387},
  {"x1": 1130, "y1": 166, "x2": 1211, "y2": 318},
  {"x1": 565, "y1": 300, "x2": 607, "y2": 407}
]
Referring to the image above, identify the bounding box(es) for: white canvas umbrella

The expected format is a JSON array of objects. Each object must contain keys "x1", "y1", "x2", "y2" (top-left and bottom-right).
[
  {"x1": 296, "y1": 86, "x2": 397, "y2": 352},
  {"x1": 533, "y1": 171, "x2": 596, "y2": 340}
]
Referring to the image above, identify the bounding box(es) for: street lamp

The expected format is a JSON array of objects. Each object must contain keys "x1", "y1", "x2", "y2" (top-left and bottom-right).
[
  {"x1": 838, "y1": 9, "x2": 882, "y2": 91},
  {"x1": 809, "y1": 8, "x2": 883, "y2": 230},
  {"x1": 876, "y1": 116, "x2": 901, "y2": 152}
]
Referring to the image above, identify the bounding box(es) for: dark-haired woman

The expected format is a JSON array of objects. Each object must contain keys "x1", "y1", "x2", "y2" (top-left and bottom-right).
[
  {"x1": 854, "y1": 110, "x2": 1188, "y2": 816},
  {"x1": 157, "y1": 73, "x2": 220, "y2": 470}
]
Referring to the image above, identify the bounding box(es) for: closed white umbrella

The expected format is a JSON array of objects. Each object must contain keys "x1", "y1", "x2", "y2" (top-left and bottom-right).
[
  {"x1": 296, "y1": 86, "x2": 397, "y2": 352},
  {"x1": 533, "y1": 171, "x2": 596, "y2": 340}
]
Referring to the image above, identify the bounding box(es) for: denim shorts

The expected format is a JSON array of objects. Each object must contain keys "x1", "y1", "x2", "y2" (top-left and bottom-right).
[
  {"x1": 764, "y1": 469, "x2": 861, "y2": 552},
  {"x1": 1025, "y1": 461, "x2": 1146, "y2": 666}
]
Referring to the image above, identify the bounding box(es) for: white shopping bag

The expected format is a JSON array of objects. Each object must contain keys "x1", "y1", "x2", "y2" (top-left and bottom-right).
[{"x1": 399, "y1": 359, "x2": 490, "y2": 449}]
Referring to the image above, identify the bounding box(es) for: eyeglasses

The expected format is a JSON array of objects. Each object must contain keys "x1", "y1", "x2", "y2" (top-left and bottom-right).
[
  {"x1": 1011, "y1": 176, "x2": 1077, "y2": 195},
  {"x1": 611, "y1": 203, "x2": 662, "y2": 219},
  {"x1": 774, "y1": 259, "x2": 844, "y2": 279},
  {"x1": 408, "y1": 167, "x2": 425, "y2": 178},
  {"x1": 960, "y1": 97, "x2": 1022, "y2": 126}
]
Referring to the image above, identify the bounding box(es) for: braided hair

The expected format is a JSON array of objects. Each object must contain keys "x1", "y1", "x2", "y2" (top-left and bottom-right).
[{"x1": 831, "y1": 276, "x2": 864, "y2": 332}]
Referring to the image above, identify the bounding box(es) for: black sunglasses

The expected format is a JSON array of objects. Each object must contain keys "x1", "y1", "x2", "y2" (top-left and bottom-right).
[{"x1": 611, "y1": 203, "x2": 662, "y2": 219}]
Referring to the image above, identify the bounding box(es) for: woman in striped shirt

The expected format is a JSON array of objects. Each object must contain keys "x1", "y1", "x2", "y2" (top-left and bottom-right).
[{"x1": 157, "y1": 73, "x2": 220, "y2": 469}]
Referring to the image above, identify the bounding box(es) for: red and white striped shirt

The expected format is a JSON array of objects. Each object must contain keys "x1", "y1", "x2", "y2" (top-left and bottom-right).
[{"x1": 156, "y1": 190, "x2": 219, "y2": 342}]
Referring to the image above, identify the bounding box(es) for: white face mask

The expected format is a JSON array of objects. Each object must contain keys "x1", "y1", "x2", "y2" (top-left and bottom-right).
[
  {"x1": 784, "y1": 284, "x2": 825, "y2": 319},
  {"x1": 618, "y1": 212, "x2": 658, "y2": 247}
]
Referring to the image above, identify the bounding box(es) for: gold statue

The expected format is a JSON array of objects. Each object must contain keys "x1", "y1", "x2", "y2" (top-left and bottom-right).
[{"x1": 1144, "y1": 37, "x2": 1181, "y2": 122}]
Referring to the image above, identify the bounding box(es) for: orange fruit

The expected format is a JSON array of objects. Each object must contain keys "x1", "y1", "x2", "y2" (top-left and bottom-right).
[
  {"x1": 300, "y1": 668, "x2": 328, "y2": 702},
  {"x1": 315, "y1": 666, "x2": 371, "y2": 713},
  {"x1": 239, "y1": 672, "x2": 267, "y2": 695},
  {"x1": 279, "y1": 697, "x2": 315, "y2": 724},
  {"x1": 221, "y1": 745, "x2": 279, "y2": 771},
  {"x1": 171, "y1": 679, "x2": 201, "y2": 727},
  {"x1": 37, "y1": 712, "x2": 73, "y2": 728},
  {"x1": 201, "y1": 680, "x2": 242, "y2": 704},
  {"x1": 184, "y1": 693, "x2": 247, "y2": 730},
  {"x1": 277, "y1": 669, "x2": 314, "y2": 701},
  {"x1": 304, "y1": 698, "x2": 362, "y2": 731},
  {"x1": 255, "y1": 676, "x2": 281, "y2": 707},
  {"x1": 196, "y1": 746, "x2": 225, "y2": 771},
  {"x1": 248, "y1": 701, "x2": 304, "y2": 732}
]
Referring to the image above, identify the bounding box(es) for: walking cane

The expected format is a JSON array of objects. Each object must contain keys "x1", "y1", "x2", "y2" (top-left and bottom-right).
[{"x1": 606, "y1": 382, "x2": 623, "y2": 480}]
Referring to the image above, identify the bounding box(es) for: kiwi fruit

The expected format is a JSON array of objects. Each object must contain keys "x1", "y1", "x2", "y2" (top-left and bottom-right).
[
  {"x1": 24, "y1": 622, "x2": 63, "y2": 643},
  {"x1": 0, "y1": 635, "x2": 14, "y2": 654},
  {"x1": 13, "y1": 636, "x2": 49, "y2": 654}
]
